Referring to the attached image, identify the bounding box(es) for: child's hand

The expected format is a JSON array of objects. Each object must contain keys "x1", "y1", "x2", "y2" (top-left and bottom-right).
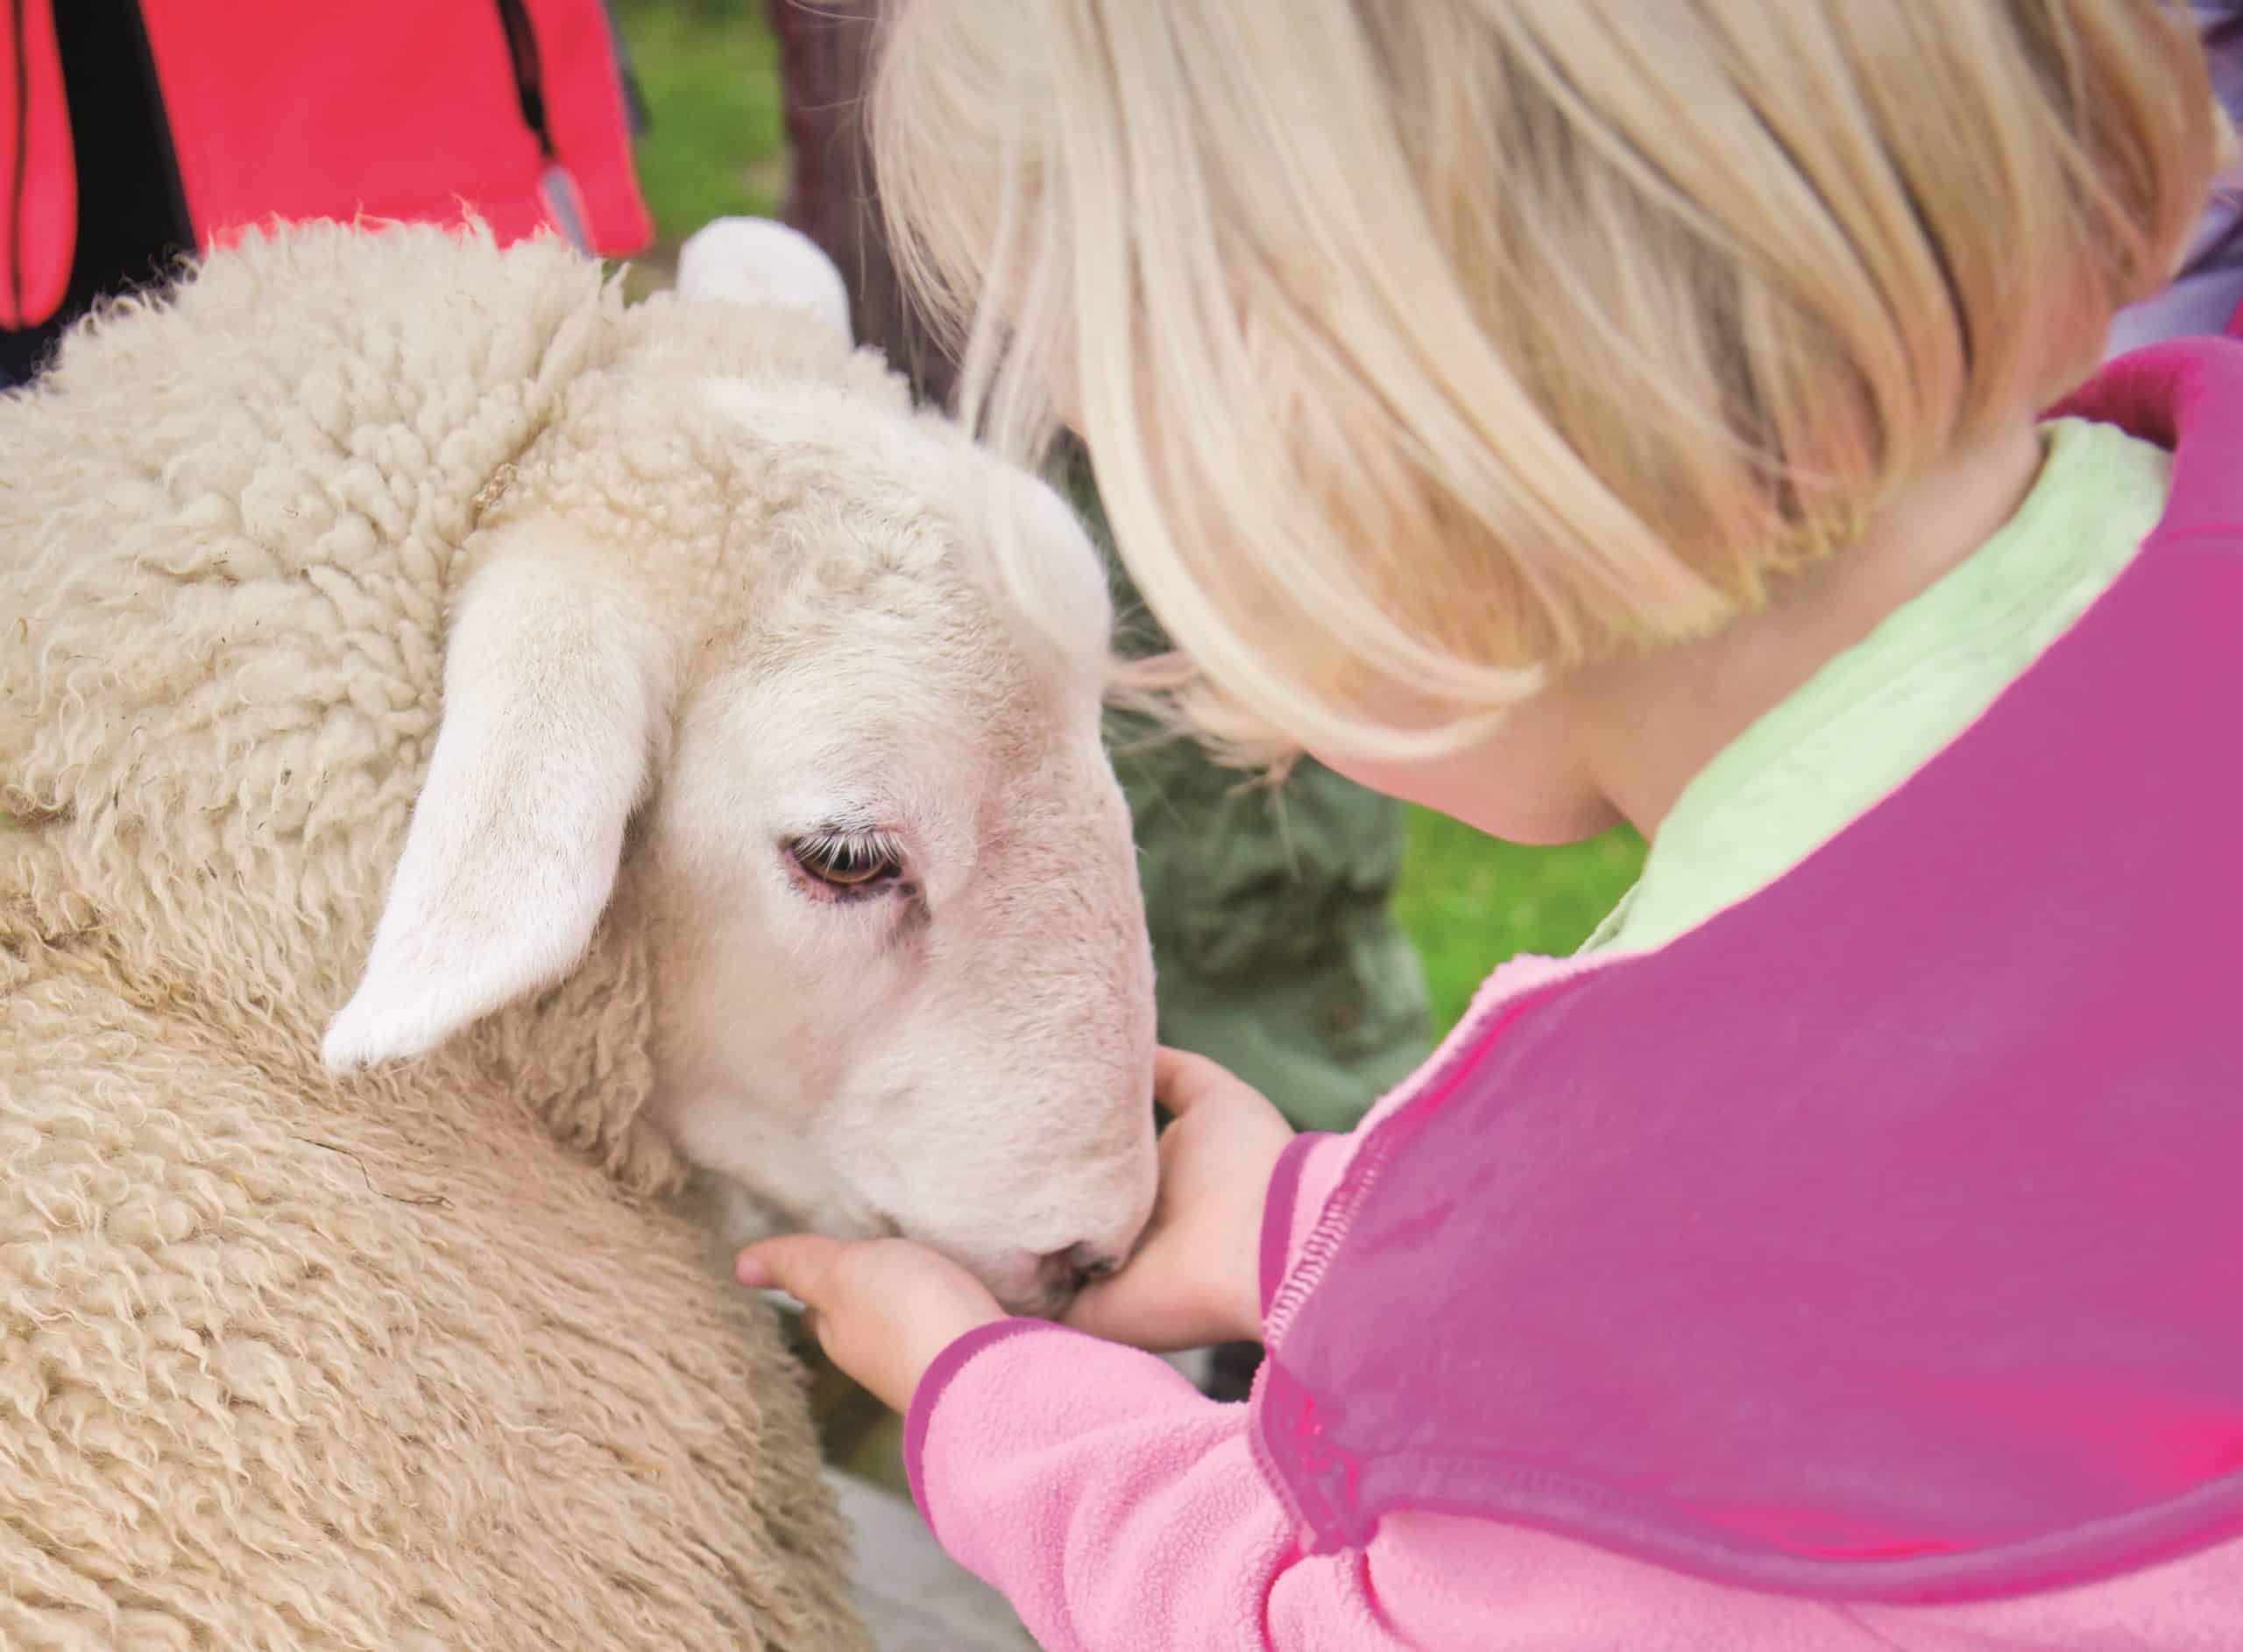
[
  {"x1": 1063, "y1": 1047, "x2": 1296, "y2": 1353},
  {"x1": 735, "y1": 1234, "x2": 1006, "y2": 1414},
  {"x1": 734, "y1": 1047, "x2": 1294, "y2": 1404}
]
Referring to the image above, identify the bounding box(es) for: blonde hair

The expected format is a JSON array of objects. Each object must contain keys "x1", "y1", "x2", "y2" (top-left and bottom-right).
[{"x1": 874, "y1": 0, "x2": 2221, "y2": 762}]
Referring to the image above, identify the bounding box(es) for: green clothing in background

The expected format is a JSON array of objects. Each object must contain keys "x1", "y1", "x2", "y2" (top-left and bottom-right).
[
  {"x1": 1117, "y1": 730, "x2": 1434, "y2": 1132},
  {"x1": 1072, "y1": 467, "x2": 1434, "y2": 1133},
  {"x1": 1591, "y1": 416, "x2": 2170, "y2": 954}
]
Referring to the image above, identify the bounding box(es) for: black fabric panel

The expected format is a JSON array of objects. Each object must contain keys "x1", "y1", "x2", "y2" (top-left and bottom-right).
[{"x1": 2, "y1": 0, "x2": 189, "y2": 388}]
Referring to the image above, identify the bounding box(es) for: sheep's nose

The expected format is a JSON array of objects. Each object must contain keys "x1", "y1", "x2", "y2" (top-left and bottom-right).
[{"x1": 1038, "y1": 1241, "x2": 1123, "y2": 1299}]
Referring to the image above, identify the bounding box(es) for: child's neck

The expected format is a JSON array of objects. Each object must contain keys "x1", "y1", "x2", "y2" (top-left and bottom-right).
[{"x1": 1576, "y1": 418, "x2": 2048, "y2": 842}]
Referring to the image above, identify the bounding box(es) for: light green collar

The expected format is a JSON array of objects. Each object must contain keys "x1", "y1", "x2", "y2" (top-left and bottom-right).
[{"x1": 1588, "y1": 416, "x2": 2170, "y2": 955}]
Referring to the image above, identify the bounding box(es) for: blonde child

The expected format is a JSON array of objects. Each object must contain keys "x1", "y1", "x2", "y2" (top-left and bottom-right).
[{"x1": 738, "y1": 4, "x2": 2243, "y2": 1646}]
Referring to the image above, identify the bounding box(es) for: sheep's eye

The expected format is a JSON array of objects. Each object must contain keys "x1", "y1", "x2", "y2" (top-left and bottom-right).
[{"x1": 789, "y1": 829, "x2": 905, "y2": 892}]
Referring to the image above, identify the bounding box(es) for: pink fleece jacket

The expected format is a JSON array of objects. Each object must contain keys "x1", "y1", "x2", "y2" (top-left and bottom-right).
[
  {"x1": 902, "y1": 341, "x2": 2243, "y2": 1650},
  {"x1": 909, "y1": 999, "x2": 2243, "y2": 1650}
]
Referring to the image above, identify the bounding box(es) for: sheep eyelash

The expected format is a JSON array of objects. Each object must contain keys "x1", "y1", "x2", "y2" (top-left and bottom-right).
[
  {"x1": 790, "y1": 824, "x2": 905, "y2": 868},
  {"x1": 785, "y1": 825, "x2": 909, "y2": 898}
]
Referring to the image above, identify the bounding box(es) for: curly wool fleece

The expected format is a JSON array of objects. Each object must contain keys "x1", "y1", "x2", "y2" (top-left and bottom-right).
[{"x1": 0, "y1": 222, "x2": 883, "y2": 1651}]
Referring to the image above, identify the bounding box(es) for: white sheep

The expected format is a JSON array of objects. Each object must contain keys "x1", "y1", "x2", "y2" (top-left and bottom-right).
[{"x1": 0, "y1": 217, "x2": 1157, "y2": 1651}]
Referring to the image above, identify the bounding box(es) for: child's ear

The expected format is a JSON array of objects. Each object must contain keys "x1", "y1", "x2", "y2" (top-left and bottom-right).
[{"x1": 322, "y1": 526, "x2": 676, "y2": 1074}]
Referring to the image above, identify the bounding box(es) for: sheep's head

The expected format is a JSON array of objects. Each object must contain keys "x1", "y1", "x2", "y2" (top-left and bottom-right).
[{"x1": 321, "y1": 227, "x2": 1157, "y2": 1315}]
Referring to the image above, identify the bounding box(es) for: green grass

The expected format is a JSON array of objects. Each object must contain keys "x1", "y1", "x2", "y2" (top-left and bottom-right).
[
  {"x1": 1396, "y1": 817, "x2": 1645, "y2": 1031},
  {"x1": 616, "y1": 1, "x2": 1649, "y2": 1037},
  {"x1": 613, "y1": 0, "x2": 787, "y2": 247}
]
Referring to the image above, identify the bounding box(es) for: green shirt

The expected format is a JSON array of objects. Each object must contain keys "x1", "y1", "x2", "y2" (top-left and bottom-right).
[{"x1": 1591, "y1": 416, "x2": 2173, "y2": 955}]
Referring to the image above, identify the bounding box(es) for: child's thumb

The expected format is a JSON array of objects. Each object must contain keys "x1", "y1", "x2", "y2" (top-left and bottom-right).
[{"x1": 734, "y1": 1233, "x2": 840, "y2": 1301}]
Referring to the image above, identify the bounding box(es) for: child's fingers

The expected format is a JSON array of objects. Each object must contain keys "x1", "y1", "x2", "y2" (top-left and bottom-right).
[
  {"x1": 1065, "y1": 1267, "x2": 1238, "y2": 1353},
  {"x1": 1061, "y1": 1269, "x2": 1177, "y2": 1351},
  {"x1": 734, "y1": 1232, "x2": 846, "y2": 1302},
  {"x1": 1152, "y1": 1046, "x2": 1242, "y2": 1116}
]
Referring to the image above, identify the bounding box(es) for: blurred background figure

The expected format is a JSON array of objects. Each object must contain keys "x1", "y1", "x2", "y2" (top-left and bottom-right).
[
  {"x1": 0, "y1": 0, "x2": 651, "y2": 388},
  {"x1": 2108, "y1": 2, "x2": 2243, "y2": 352}
]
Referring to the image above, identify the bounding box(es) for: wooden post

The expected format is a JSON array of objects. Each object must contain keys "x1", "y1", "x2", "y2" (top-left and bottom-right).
[{"x1": 765, "y1": 0, "x2": 959, "y2": 409}]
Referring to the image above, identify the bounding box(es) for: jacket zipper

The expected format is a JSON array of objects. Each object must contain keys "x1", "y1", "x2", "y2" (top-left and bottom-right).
[{"x1": 492, "y1": 0, "x2": 556, "y2": 160}]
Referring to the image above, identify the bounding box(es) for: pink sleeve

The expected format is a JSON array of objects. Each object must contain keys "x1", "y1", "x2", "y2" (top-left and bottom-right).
[
  {"x1": 902, "y1": 1322, "x2": 2006, "y2": 1651},
  {"x1": 901, "y1": 1096, "x2": 2235, "y2": 1651},
  {"x1": 905, "y1": 1320, "x2": 1409, "y2": 1650}
]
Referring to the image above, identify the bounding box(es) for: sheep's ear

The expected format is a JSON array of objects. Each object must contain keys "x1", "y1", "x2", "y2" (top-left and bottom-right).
[
  {"x1": 322, "y1": 528, "x2": 676, "y2": 1074},
  {"x1": 676, "y1": 217, "x2": 853, "y2": 346}
]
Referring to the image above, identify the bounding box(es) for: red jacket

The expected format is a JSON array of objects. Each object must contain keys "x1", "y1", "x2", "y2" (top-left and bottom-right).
[{"x1": 2, "y1": 0, "x2": 649, "y2": 332}]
